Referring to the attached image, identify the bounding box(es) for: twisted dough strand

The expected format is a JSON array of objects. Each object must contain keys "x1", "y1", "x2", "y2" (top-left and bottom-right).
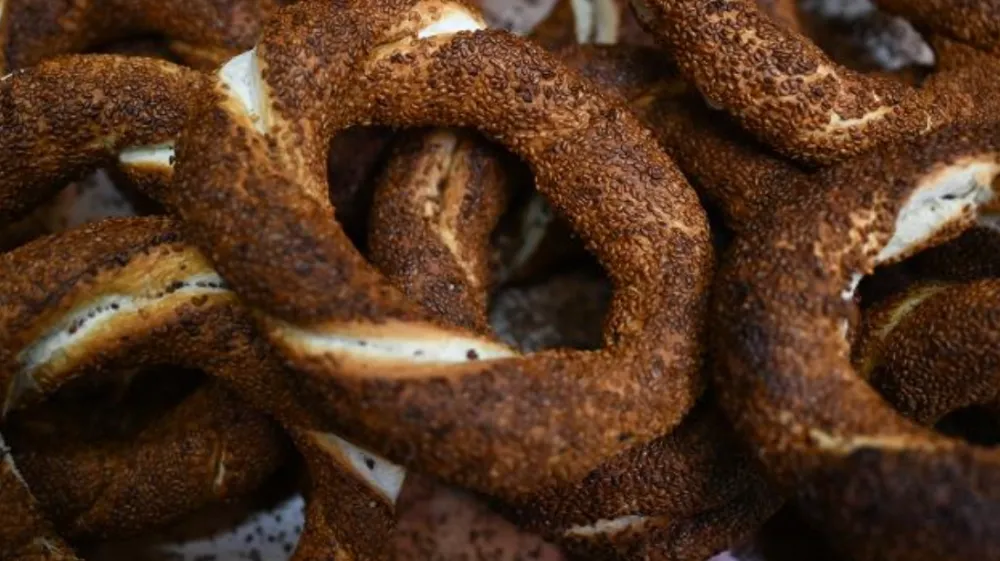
[
  {"x1": 369, "y1": 128, "x2": 513, "y2": 333},
  {"x1": 853, "y1": 279, "x2": 1000, "y2": 426}
]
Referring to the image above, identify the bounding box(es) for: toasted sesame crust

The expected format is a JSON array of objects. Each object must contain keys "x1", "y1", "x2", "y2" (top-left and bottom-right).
[
  {"x1": 0, "y1": 218, "x2": 401, "y2": 560},
  {"x1": 7, "y1": 382, "x2": 287, "y2": 540},
  {"x1": 853, "y1": 280, "x2": 1000, "y2": 425},
  {"x1": 0, "y1": 55, "x2": 209, "y2": 223},
  {"x1": 560, "y1": 44, "x2": 809, "y2": 230},
  {"x1": 714, "y1": 123, "x2": 1000, "y2": 561},
  {"x1": 0, "y1": 0, "x2": 279, "y2": 71},
  {"x1": 631, "y1": 0, "x2": 988, "y2": 165}
]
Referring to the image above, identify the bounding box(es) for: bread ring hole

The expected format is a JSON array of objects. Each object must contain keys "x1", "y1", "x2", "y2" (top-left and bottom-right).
[
  {"x1": 483, "y1": 150, "x2": 612, "y2": 352},
  {"x1": 798, "y1": 0, "x2": 935, "y2": 74},
  {"x1": 4, "y1": 365, "x2": 204, "y2": 449},
  {"x1": 490, "y1": 264, "x2": 611, "y2": 353},
  {"x1": 2, "y1": 366, "x2": 207, "y2": 524},
  {"x1": 934, "y1": 405, "x2": 1000, "y2": 447},
  {"x1": 87, "y1": 34, "x2": 184, "y2": 64},
  {"x1": 327, "y1": 126, "x2": 398, "y2": 252},
  {"x1": 0, "y1": 169, "x2": 160, "y2": 253}
]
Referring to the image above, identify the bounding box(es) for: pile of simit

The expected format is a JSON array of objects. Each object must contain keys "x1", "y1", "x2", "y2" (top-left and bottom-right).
[{"x1": 2, "y1": 0, "x2": 1000, "y2": 560}]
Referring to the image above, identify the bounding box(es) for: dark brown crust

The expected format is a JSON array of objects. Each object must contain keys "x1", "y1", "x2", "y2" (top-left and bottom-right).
[
  {"x1": 0, "y1": 435, "x2": 81, "y2": 561},
  {"x1": 1, "y1": 0, "x2": 278, "y2": 71},
  {"x1": 0, "y1": 217, "x2": 398, "y2": 560},
  {"x1": 291, "y1": 431, "x2": 398, "y2": 561},
  {"x1": 7, "y1": 383, "x2": 287, "y2": 540},
  {"x1": 713, "y1": 123, "x2": 1000, "y2": 561},
  {"x1": 907, "y1": 225, "x2": 1000, "y2": 282},
  {"x1": 171, "y1": 0, "x2": 712, "y2": 499},
  {"x1": 875, "y1": 0, "x2": 1000, "y2": 55},
  {"x1": 0, "y1": 55, "x2": 208, "y2": 222},
  {"x1": 756, "y1": 0, "x2": 801, "y2": 33},
  {"x1": 632, "y1": 0, "x2": 978, "y2": 165},
  {"x1": 560, "y1": 44, "x2": 808, "y2": 230},
  {"x1": 369, "y1": 128, "x2": 512, "y2": 333},
  {"x1": 513, "y1": 403, "x2": 780, "y2": 561},
  {"x1": 853, "y1": 280, "x2": 1000, "y2": 425}
]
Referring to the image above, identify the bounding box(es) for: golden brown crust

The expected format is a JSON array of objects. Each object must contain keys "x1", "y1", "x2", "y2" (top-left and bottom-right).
[
  {"x1": 560, "y1": 44, "x2": 808, "y2": 230},
  {"x1": 171, "y1": 0, "x2": 712, "y2": 500},
  {"x1": 713, "y1": 122, "x2": 1000, "y2": 561},
  {"x1": 1, "y1": 0, "x2": 279, "y2": 71},
  {"x1": 369, "y1": 128, "x2": 512, "y2": 332},
  {"x1": 0, "y1": 55, "x2": 208, "y2": 223},
  {"x1": 632, "y1": 0, "x2": 980, "y2": 165},
  {"x1": 7, "y1": 382, "x2": 287, "y2": 540},
  {"x1": 369, "y1": 128, "x2": 774, "y2": 559},
  {"x1": 0, "y1": 217, "x2": 400, "y2": 560}
]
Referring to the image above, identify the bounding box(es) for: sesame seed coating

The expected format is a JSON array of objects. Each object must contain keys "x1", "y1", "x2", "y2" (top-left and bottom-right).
[
  {"x1": 714, "y1": 122, "x2": 1000, "y2": 561},
  {"x1": 171, "y1": 0, "x2": 713, "y2": 500}
]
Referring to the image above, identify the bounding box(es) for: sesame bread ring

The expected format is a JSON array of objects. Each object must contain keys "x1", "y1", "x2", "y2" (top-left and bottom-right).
[
  {"x1": 0, "y1": 217, "x2": 406, "y2": 560},
  {"x1": 629, "y1": 0, "x2": 984, "y2": 165},
  {"x1": 0, "y1": 55, "x2": 209, "y2": 223},
  {"x1": 713, "y1": 123, "x2": 1000, "y2": 561},
  {"x1": 368, "y1": 142, "x2": 777, "y2": 559},
  {"x1": 852, "y1": 280, "x2": 1000, "y2": 426},
  {"x1": 168, "y1": 0, "x2": 713, "y2": 500},
  {"x1": 6, "y1": 382, "x2": 287, "y2": 540},
  {"x1": 0, "y1": 0, "x2": 280, "y2": 71},
  {"x1": 512, "y1": 402, "x2": 781, "y2": 561}
]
